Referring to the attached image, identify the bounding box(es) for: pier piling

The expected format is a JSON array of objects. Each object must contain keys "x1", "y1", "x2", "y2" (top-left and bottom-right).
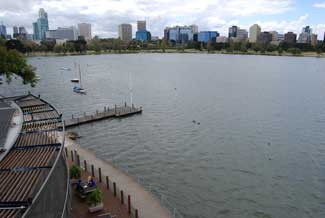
[
  {"x1": 98, "y1": 167, "x2": 102, "y2": 183},
  {"x1": 121, "y1": 190, "x2": 124, "y2": 204},
  {"x1": 91, "y1": 164, "x2": 94, "y2": 177},
  {"x1": 128, "y1": 195, "x2": 131, "y2": 214},
  {"x1": 77, "y1": 154, "x2": 80, "y2": 167},
  {"x1": 113, "y1": 182, "x2": 117, "y2": 196},
  {"x1": 70, "y1": 150, "x2": 74, "y2": 162},
  {"x1": 135, "y1": 209, "x2": 138, "y2": 218},
  {"x1": 106, "y1": 176, "x2": 109, "y2": 190},
  {"x1": 84, "y1": 160, "x2": 87, "y2": 171}
]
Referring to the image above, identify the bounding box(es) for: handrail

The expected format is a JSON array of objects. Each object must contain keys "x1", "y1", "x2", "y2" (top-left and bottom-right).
[{"x1": 60, "y1": 122, "x2": 70, "y2": 218}]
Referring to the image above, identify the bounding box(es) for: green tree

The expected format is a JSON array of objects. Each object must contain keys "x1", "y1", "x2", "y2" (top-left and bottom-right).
[{"x1": 0, "y1": 41, "x2": 37, "y2": 86}]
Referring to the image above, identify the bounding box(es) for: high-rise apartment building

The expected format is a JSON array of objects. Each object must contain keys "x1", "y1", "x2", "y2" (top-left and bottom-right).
[
  {"x1": 33, "y1": 8, "x2": 49, "y2": 40},
  {"x1": 0, "y1": 24, "x2": 7, "y2": 38},
  {"x1": 118, "y1": 24, "x2": 132, "y2": 42},
  {"x1": 78, "y1": 23, "x2": 92, "y2": 40},
  {"x1": 228, "y1": 26, "x2": 238, "y2": 38},
  {"x1": 46, "y1": 26, "x2": 78, "y2": 40},
  {"x1": 249, "y1": 24, "x2": 261, "y2": 43},
  {"x1": 190, "y1": 25, "x2": 198, "y2": 34},
  {"x1": 311, "y1": 34, "x2": 318, "y2": 46},
  {"x1": 167, "y1": 26, "x2": 194, "y2": 44},
  {"x1": 198, "y1": 31, "x2": 219, "y2": 43},
  {"x1": 298, "y1": 26, "x2": 312, "y2": 44},
  {"x1": 137, "y1": 21, "x2": 146, "y2": 31},
  {"x1": 284, "y1": 32, "x2": 297, "y2": 44},
  {"x1": 257, "y1": 31, "x2": 272, "y2": 44},
  {"x1": 235, "y1": 29, "x2": 248, "y2": 42}
]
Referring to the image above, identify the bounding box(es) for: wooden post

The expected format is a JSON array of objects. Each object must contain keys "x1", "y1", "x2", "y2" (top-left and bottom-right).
[
  {"x1": 135, "y1": 209, "x2": 138, "y2": 218},
  {"x1": 98, "y1": 167, "x2": 102, "y2": 183},
  {"x1": 65, "y1": 147, "x2": 68, "y2": 157},
  {"x1": 84, "y1": 160, "x2": 87, "y2": 171},
  {"x1": 91, "y1": 164, "x2": 94, "y2": 177},
  {"x1": 74, "y1": 150, "x2": 77, "y2": 161},
  {"x1": 70, "y1": 150, "x2": 74, "y2": 162},
  {"x1": 120, "y1": 190, "x2": 124, "y2": 204},
  {"x1": 77, "y1": 155, "x2": 80, "y2": 167},
  {"x1": 113, "y1": 182, "x2": 117, "y2": 196},
  {"x1": 128, "y1": 195, "x2": 131, "y2": 214},
  {"x1": 106, "y1": 176, "x2": 109, "y2": 190}
]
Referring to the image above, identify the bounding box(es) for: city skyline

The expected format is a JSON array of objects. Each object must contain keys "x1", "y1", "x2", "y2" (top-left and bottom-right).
[{"x1": 0, "y1": 0, "x2": 325, "y2": 39}]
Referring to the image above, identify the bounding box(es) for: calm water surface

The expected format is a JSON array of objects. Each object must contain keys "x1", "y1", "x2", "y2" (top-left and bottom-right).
[{"x1": 1, "y1": 54, "x2": 325, "y2": 218}]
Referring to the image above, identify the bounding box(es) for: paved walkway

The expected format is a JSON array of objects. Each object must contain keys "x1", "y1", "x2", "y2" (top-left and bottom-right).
[{"x1": 62, "y1": 135, "x2": 170, "y2": 218}]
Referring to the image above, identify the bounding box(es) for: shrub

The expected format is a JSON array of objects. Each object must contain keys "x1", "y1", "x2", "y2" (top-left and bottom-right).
[
  {"x1": 87, "y1": 188, "x2": 102, "y2": 206},
  {"x1": 70, "y1": 164, "x2": 81, "y2": 179}
]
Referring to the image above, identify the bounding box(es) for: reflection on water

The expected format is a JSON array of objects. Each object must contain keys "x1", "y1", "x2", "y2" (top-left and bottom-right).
[{"x1": 1, "y1": 54, "x2": 325, "y2": 218}]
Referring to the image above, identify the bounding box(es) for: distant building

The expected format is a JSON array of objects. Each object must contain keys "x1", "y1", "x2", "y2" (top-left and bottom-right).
[
  {"x1": 168, "y1": 26, "x2": 194, "y2": 44},
  {"x1": 235, "y1": 29, "x2": 248, "y2": 42},
  {"x1": 257, "y1": 31, "x2": 272, "y2": 44},
  {"x1": 137, "y1": 21, "x2": 146, "y2": 31},
  {"x1": 311, "y1": 34, "x2": 318, "y2": 46},
  {"x1": 151, "y1": 36, "x2": 159, "y2": 41},
  {"x1": 136, "y1": 30, "x2": 151, "y2": 41},
  {"x1": 249, "y1": 24, "x2": 261, "y2": 43},
  {"x1": 198, "y1": 31, "x2": 219, "y2": 43},
  {"x1": 13, "y1": 26, "x2": 18, "y2": 37},
  {"x1": 0, "y1": 24, "x2": 6, "y2": 38},
  {"x1": 270, "y1": 31, "x2": 278, "y2": 41},
  {"x1": 164, "y1": 27, "x2": 170, "y2": 41},
  {"x1": 118, "y1": 24, "x2": 132, "y2": 42},
  {"x1": 324, "y1": 32, "x2": 325, "y2": 42},
  {"x1": 277, "y1": 34, "x2": 285, "y2": 42},
  {"x1": 284, "y1": 32, "x2": 297, "y2": 44},
  {"x1": 216, "y1": 36, "x2": 228, "y2": 43},
  {"x1": 78, "y1": 23, "x2": 92, "y2": 40},
  {"x1": 46, "y1": 27, "x2": 78, "y2": 40},
  {"x1": 228, "y1": 26, "x2": 238, "y2": 38},
  {"x1": 33, "y1": 8, "x2": 49, "y2": 40},
  {"x1": 298, "y1": 26, "x2": 312, "y2": 44},
  {"x1": 190, "y1": 25, "x2": 198, "y2": 34}
]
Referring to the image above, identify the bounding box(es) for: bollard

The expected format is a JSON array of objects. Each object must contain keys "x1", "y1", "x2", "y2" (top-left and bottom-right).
[
  {"x1": 135, "y1": 209, "x2": 138, "y2": 218},
  {"x1": 120, "y1": 190, "x2": 124, "y2": 204},
  {"x1": 106, "y1": 176, "x2": 109, "y2": 190},
  {"x1": 74, "y1": 150, "x2": 77, "y2": 161},
  {"x1": 113, "y1": 182, "x2": 117, "y2": 196},
  {"x1": 70, "y1": 150, "x2": 74, "y2": 162},
  {"x1": 98, "y1": 167, "x2": 102, "y2": 183},
  {"x1": 128, "y1": 195, "x2": 131, "y2": 214},
  {"x1": 77, "y1": 155, "x2": 80, "y2": 167},
  {"x1": 84, "y1": 160, "x2": 87, "y2": 172},
  {"x1": 91, "y1": 165, "x2": 94, "y2": 177},
  {"x1": 65, "y1": 147, "x2": 68, "y2": 157}
]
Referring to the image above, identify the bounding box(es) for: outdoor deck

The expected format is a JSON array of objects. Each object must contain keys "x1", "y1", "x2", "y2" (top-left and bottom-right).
[
  {"x1": 0, "y1": 94, "x2": 65, "y2": 218},
  {"x1": 63, "y1": 104, "x2": 142, "y2": 128}
]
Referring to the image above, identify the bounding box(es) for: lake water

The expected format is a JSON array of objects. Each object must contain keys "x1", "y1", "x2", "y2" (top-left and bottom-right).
[{"x1": 1, "y1": 54, "x2": 325, "y2": 218}]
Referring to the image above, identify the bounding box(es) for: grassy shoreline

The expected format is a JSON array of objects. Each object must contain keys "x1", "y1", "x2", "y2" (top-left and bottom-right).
[{"x1": 25, "y1": 49, "x2": 325, "y2": 58}]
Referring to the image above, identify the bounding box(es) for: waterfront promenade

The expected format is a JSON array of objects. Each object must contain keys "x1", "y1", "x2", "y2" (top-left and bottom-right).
[{"x1": 62, "y1": 135, "x2": 170, "y2": 218}]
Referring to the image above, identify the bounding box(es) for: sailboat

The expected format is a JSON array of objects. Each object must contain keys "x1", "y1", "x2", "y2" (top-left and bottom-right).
[
  {"x1": 71, "y1": 63, "x2": 79, "y2": 83},
  {"x1": 73, "y1": 64, "x2": 86, "y2": 94}
]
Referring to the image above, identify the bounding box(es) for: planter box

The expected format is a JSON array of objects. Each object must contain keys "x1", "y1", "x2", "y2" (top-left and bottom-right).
[{"x1": 88, "y1": 202, "x2": 104, "y2": 213}]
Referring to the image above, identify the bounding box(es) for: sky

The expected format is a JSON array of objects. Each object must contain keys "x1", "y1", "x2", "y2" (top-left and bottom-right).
[{"x1": 0, "y1": 0, "x2": 324, "y2": 39}]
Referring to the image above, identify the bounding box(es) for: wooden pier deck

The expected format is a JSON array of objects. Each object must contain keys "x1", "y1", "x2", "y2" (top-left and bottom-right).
[{"x1": 63, "y1": 104, "x2": 142, "y2": 128}]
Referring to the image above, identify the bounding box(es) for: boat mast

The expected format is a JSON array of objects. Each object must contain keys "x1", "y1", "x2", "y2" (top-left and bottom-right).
[
  {"x1": 129, "y1": 72, "x2": 133, "y2": 105},
  {"x1": 79, "y1": 64, "x2": 82, "y2": 88}
]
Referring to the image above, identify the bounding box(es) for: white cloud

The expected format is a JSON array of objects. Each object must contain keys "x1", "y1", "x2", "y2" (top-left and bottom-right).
[
  {"x1": 313, "y1": 2, "x2": 325, "y2": 8},
  {"x1": 0, "y1": 0, "x2": 322, "y2": 39}
]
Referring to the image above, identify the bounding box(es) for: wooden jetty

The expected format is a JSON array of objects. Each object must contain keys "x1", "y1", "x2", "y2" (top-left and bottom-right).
[{"x1": 63, "y1": 103, "x2": 142, "y2": 128}]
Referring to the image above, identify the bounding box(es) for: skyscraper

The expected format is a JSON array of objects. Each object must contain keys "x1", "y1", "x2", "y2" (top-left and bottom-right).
[
  {"x1": 284, "y1": 32, "x2": 297, "y2": 44},
  {"x1": 311, "y1": 34, "x2": 318, "y2": 46},
  {"x1": 190, "y1": 25, "x2": 198, "y2": 34},
  {"x1": 167, "y1": 26, "x2": 194, "y2": 44},
  {"x1": 33, "y1": 8, "x2": 49, "y2": 40},
  {"x1": 137, "y1": 21, "x2": 146, "y2": 31},
  {"x1": 298, "y1": 26, "x2": 312, "y2": 44},
  {"x1": 118, "y1": 24, "x2": 132, "y2": 42},
  {"x1": 235, "y1": 29, "x2": 248, "y2": 42},
  {"x1": 78, "y1": 23, "x2": 92, "y2": 40},
  {"x1": 46, "y1": 27, "x2": 78, "y2": 40},
  {"x1": 228, "y1": 26, "x2": 238, "y2": 38},
  {"x1": 0, "y1": 24, "x2": 7, "y2": 38},
  {"x1": 257, "y1": 32, "x2": 272, "y2": 44},
  {"x1": 249, "y1": 24, "x2": 261, "y2": 43}
]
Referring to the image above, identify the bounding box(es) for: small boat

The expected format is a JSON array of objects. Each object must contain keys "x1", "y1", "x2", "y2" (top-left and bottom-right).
[
  {"x1": 73, "y1": 64, "x2": 86, "y2": 94},
  {"x1": 71, "y1": 78, "x2": 79, "y2": 83},
  {"x1": 60, "y1": 67, "x2": 71, "y2": 71},
  {"x1": 73, "y1": 86, "x2": 86, "y2": 94}
]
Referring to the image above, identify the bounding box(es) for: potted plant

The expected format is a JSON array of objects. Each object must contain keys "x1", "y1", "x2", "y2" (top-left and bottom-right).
[
  {"x1": 87, "y1": 188, "x2": 104, "y2": 213},
  {"x1": 70, "y1": 164, "x2": 82, "y2": 185}
]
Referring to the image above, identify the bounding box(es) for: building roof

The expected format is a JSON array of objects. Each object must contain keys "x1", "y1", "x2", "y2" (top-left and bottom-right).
[
  {"x1": 0, "y1": 101, "x2": 15, "y2": 149},
  {"x1": 0, "y1": 94, "x2": 63, "y2": 218}
]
